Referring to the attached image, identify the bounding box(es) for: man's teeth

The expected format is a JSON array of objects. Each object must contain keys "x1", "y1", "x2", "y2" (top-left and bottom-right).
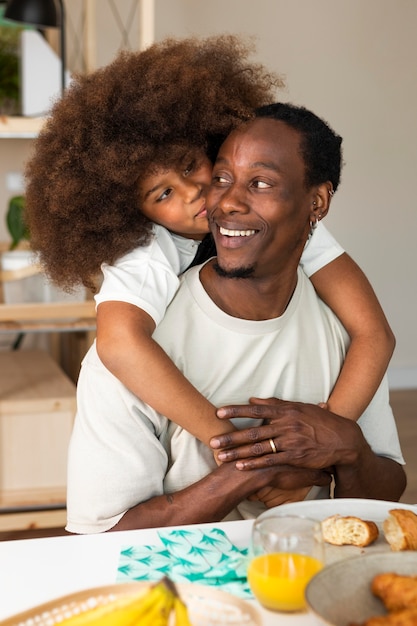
[{"x1": 219, "y1": 226, "x2": 255, "y2": 237}]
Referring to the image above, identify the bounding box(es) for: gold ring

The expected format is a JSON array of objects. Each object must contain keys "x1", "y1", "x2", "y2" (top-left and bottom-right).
[{"x1": 269, "y1": 438, "x2": 277, "y2": 454}]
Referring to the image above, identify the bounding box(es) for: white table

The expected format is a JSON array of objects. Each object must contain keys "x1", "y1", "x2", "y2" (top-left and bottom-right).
[{"x1": 0, "y1": 519, "x2": 317, "y2": 625}]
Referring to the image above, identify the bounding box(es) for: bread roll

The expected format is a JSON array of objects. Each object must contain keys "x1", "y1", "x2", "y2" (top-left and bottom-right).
[
  {"x1": 321, "y1": 514, "x2": 379, "y2": 547},
  {"x1": 372, "y1": 572, "x2": 417, "y2": 611},
  {"x1": 383, "y1": 509, "x2": 417, "y2": 551},
  {"x1": 349, "y1": 571, "x2": 417, "y2": 626}
]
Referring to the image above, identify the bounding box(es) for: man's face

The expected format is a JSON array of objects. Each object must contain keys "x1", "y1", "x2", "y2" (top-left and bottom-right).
[{"x1": 207, "y1": 118, "x2": 314, "y2": 279}]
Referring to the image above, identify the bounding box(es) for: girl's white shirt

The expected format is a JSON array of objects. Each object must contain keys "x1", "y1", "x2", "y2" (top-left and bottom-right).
[{"x1": 94, "y1": 221, "x2": 344, "y2": 326}]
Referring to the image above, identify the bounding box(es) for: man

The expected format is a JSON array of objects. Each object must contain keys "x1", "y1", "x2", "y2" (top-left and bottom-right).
[{"x1": 66, "y1": 103, "x2": 405, "y2": 534}]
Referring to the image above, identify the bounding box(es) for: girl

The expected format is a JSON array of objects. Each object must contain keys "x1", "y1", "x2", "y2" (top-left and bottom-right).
[{"x1": 25, "y1": 36, "x2": 394, "y2": 504}]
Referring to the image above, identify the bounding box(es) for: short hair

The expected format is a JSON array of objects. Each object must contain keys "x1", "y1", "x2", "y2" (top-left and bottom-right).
[
  {"x1": 25, "y1": 35, "x2": 282, "y2": 291},
  {"x1": 255, "y1": 102, "x2": 343, "y2": 192}
]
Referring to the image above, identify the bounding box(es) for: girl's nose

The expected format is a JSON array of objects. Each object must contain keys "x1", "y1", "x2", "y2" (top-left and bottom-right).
[{"x1": 182, "y1": 178, "x2": 203, "y2": 203}]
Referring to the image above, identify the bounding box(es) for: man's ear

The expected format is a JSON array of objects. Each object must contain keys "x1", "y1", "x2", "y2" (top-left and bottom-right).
[{"x1": 309, "y1": 182, "x2": 333, "y2": 224}]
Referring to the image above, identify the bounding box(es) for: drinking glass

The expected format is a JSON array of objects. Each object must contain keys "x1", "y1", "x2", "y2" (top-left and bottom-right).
[{"x1": 247, "y1": 514, "x2": 324, "y2": 612}]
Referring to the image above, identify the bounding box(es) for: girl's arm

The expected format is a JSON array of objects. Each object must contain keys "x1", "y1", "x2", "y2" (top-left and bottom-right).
[
  {"x1": 96, "y1": 300, "x2": 236, "y2": 448},
  {"x1": 97, "y1": 301, "x2": 327, "y2": 507},
  {"x1": 310, "y1": 252, "x2": 395, "y2": 421}
]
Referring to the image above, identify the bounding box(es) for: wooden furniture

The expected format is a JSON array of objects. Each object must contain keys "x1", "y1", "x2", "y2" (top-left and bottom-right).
[
  {"x1": 0, "y1": 243, "x2": 96, "y2": 381},
  {"x1": 0, "y1": 350, "x2": 76, "y2": 531},
  {"x1": 0, "y1": 116, "x2": 44, "y2": 139},
  {"x1": 0, "y1": 298, "x2": 97, "y2": 380},
  {"x1": 0, "y1": 251, "x2": 96, "y2": 530}
]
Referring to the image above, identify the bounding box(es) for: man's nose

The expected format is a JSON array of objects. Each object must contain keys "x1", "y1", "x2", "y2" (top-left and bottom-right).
[{"x1": 216, "y1": 184, "x2": 249, "y2": 214}]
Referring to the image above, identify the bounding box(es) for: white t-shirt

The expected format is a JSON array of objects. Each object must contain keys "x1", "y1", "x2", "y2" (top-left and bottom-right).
[
  {"x1": 94, "y1": 221, "x2": 343, "y2": 325},
  {"x1": 67, "y1": 265, "x2": 403, "y2": 534}
]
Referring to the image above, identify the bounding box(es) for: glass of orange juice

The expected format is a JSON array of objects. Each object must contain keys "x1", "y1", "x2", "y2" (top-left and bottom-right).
[{"x1": 247, "y1": 514, "x2": 324, "y2": 612}]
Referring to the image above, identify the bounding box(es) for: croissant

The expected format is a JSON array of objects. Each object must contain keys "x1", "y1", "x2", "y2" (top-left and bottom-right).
[
  {"x1": 371, "y1": 573, "x2": 417, "y2": 612},
  {"x1": 383, "y1": 509, "x2": 417, "y2": 552}
]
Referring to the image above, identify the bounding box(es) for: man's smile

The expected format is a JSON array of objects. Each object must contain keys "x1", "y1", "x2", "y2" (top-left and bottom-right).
[{"x1": 219, "y1": 226, "x2": 256, "y2": 237}]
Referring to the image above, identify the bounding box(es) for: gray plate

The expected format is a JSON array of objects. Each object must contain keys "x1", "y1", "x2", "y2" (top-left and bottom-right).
[{"x1": 305, "y1": 552, "x2": 417, "y2": 626}]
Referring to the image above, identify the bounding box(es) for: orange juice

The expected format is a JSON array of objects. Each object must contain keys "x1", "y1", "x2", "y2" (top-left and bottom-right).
[{"x1": 247, "y1": 552, "x2": 323, "y2": 611}]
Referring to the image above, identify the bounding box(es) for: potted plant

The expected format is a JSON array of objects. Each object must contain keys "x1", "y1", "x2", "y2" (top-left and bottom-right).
[
  {"x1": 2, "y1": 194, "x2": 86, "y2": 304},
  {"x1": 1, "y1": 194, "x2": 42, "y2": 303},
  {"x1": 0, "y1": 22, "x2": 21, "y2": 115}
]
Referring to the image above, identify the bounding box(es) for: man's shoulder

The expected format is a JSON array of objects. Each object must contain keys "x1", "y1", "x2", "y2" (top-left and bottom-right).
[{"x1": 179, "y1": 262, "x2": 206, "y2": 288}]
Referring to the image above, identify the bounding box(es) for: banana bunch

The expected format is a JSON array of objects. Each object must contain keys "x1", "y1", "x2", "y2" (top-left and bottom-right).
[{"x1": 59, "y1": 577, "x2": 193, "y2": 626}]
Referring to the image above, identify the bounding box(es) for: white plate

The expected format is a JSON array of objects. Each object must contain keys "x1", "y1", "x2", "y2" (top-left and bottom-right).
[
  {"x1": 260, "y1": 498, "x2": 417, "y2": 522},
  {"x1": 257, "y1": 499, "x2": 417, "y2": 563}
]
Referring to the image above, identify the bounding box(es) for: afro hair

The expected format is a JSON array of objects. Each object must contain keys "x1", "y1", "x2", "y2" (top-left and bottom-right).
[{"x1": 25, "y1": 35, "x2": 282, "y2": 291}]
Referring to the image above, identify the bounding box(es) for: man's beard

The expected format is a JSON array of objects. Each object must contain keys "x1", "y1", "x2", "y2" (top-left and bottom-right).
[{"x1": 213, "y1": 261, "x2": 255, "y2": 279}]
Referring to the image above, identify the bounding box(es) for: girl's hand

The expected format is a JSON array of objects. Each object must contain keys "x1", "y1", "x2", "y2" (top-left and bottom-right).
[{"x1": 250, "y1": 486, "x2": 312, "y2": 507}]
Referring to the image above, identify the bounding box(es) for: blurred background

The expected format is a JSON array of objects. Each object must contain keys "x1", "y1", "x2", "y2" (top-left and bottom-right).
[{"x1": 1, "y1": 0, "x2": 416, "y2": 389}]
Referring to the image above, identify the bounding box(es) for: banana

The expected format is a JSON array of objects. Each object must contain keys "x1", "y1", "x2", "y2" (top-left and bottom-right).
[
  {"x1": 173, "y1": 596, "x2": 193, "y2": 626},
  {"x1": 58, "y1": 577, "x2": 176, "y2": 626},
  {"x1": 133, "y1": 581, "x2": 175, "y2": 626}
]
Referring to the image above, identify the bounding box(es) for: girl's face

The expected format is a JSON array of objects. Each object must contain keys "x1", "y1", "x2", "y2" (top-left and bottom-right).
[{"x1": 139, "y1": 154, "x2": 212, "y2": 239}]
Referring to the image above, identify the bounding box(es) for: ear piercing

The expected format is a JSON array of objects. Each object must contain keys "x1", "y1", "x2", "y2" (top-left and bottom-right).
[{"x1": 309, "y1": 213, "x2": 322, "y2": 236}]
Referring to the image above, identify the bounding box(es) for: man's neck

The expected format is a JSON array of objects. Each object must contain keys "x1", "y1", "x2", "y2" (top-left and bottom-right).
[{"x1": 199, "y1": 259, "x2": 299, "y2": 321}]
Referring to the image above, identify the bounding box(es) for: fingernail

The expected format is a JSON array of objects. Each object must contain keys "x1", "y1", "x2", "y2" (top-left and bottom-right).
[
  {"x1": 217, "y1": 408, "x2": 227, "y2": 417},
  {"x1": 217, "y1": 452, "x2": 227, "y2": 460},
  {"x1": 210, "y1": 438, "x2": 221, "y2": 448},
  {"x1": 236, "y1": 462, "x2": 244, "y2": 470}
]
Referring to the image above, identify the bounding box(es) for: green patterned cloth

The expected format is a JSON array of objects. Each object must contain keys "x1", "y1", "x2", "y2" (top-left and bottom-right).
[{"x1": 117, "y1": 527, "x2": 252, "y2": 598}]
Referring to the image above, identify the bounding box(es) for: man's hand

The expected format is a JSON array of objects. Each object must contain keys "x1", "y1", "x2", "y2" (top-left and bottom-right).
[
  {"x1": 113, "y1": 458, "x2": 331, "y2": 531},
  {"x1": 211, "y1": 397, "x2": 365, "y2": 471}
]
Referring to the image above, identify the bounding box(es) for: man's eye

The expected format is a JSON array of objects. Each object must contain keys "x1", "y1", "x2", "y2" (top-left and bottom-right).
[
  {"x1": 212, "y1": 175, "x2": 230, "y2": 185},
  {"x1": 252, "y1": 180, "x2": 271, "y2": 189}
]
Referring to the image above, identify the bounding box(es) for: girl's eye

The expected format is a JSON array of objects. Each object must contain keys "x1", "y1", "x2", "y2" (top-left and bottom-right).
[
  {"x1": 183, "y1": 160, "x2": 195, "y2": 176},
  {"x1": 157, "y1": 188, "x2": 173, "y2": 201}
]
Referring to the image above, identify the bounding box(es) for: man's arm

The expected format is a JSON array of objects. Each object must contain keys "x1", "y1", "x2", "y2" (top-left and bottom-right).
[
  {"x1": 332, "y1": 447, "x2": 406, "y2": 501},
  {"x1": 210, "y1": 398, "x2": 406, "y2": 503},
  {"x1": 110, "y1": 460, "x2": 332, "y2": 531}
]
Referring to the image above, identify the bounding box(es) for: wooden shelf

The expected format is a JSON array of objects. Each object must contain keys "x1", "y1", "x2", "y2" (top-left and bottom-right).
[
  {"x1": 0, "y1": 116, "x2": 44, "y2": 138},
  {"x1": 0, "y1": 300, "x2": 96, "y2": 324},
  {"x1": 0, "y1": 487, "x2": 66, "y2": 510}
]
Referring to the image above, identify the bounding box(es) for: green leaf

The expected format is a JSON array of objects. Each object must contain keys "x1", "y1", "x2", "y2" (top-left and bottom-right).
[{"x1": 6, "y1": 195, "x2": 29, "y2": 249}]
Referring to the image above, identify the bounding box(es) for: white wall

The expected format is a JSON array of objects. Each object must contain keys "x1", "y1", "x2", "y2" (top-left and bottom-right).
[
  {"x1": 155, "y1": 0, "x2": 417, "y2": 388},
  {"x1": 1, "y1": 0, "x2": 415, "y2": 387}
]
